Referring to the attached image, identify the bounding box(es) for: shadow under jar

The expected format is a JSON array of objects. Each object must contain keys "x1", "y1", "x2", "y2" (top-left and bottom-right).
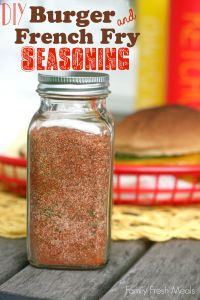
[{"x1": 27, "y1": 72, "x2": 114, "y2": 269}]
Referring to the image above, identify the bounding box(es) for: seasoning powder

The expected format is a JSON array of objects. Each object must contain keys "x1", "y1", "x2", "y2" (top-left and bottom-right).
[{"x1": 29, "y1": 126, "x2": 111, "y2": 268}]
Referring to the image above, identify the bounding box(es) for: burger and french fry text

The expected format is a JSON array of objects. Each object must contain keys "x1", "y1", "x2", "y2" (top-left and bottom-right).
[{"x1": 0, "y1": 3, "x2": 140, "y2": 71}]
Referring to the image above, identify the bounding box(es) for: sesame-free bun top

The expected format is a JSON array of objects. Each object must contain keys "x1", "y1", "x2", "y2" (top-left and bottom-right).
[{"x1": 115, "y1": 105, "x2": 200, "y2": 157}]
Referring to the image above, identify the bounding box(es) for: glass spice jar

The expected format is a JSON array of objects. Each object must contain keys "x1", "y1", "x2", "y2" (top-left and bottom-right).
[{"x1": 27, "y1": 72, "x2": 114, "y2": 269}]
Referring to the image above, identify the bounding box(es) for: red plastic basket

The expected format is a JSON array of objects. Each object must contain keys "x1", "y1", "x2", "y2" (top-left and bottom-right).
[
  {"x1": 114, "y1": 164, "x2": 200, "y2": 205},
  {"x1": 0, "y1": 155, "x2": 27, "y2": 197},
  {"x1": 1, "y1": 155, "x2": 200, "y2": 205}
]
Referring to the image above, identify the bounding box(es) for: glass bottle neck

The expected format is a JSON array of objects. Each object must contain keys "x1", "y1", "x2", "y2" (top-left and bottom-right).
[{"x1": 40, "y1": 97, "x2": 107, "y2": 114}]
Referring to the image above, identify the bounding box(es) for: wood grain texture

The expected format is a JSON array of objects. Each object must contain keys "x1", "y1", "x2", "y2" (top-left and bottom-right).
[
  {"x1": 0, "y1": 238, "x2": 27, "y2": 285},
  {"x1": 0, "y1": 241, "x2": 149, "y2": 300},
  {"x1": 101, "y1": 240, "x2": 200, "y2": 300},
  {"x1": 0, "y1": 293, "x2": 41, "y2": 300}
]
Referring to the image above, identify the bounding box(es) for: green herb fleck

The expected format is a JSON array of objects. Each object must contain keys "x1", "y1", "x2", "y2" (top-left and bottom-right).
[
  {"x1": 90, "y1": 223, "x2": 98, "y2": 229},
  {"x1": 87, "y1": 209, "x2": 96, "y2": 217},
  {"x1": 42, "y1": 207, "x2": 54, "y2": 217}
]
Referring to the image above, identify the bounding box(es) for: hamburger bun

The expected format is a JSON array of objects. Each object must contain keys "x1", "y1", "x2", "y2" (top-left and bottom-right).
[{"x1": 115, "y1": 105, "x2": 200, "y2": 157}]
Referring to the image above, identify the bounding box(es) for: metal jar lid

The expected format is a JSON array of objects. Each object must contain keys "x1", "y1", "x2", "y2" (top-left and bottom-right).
[{"x1": 37, "y1": 71, "x2": 110, "y2": 98}]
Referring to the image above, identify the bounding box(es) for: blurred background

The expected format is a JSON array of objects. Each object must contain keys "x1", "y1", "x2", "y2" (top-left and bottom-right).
[{"x1": 0, "y1": 0, "x2": 200, "y2": 153}]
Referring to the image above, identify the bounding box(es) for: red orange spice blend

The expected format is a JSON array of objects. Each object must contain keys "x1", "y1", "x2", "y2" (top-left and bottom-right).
[{"x1": 29, "y1": 126, "x2": 111, "y2": 268}]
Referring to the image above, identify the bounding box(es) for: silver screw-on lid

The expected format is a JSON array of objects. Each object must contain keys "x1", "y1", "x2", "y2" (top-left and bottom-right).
[{"x1": 37, "y1": 72, "x2": 110, "y2": 98}]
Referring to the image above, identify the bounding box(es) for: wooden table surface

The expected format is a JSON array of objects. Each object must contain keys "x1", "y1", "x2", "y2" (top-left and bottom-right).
[{"x1": 0, "y1": 238, "x2": 200, "y2": 300}]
